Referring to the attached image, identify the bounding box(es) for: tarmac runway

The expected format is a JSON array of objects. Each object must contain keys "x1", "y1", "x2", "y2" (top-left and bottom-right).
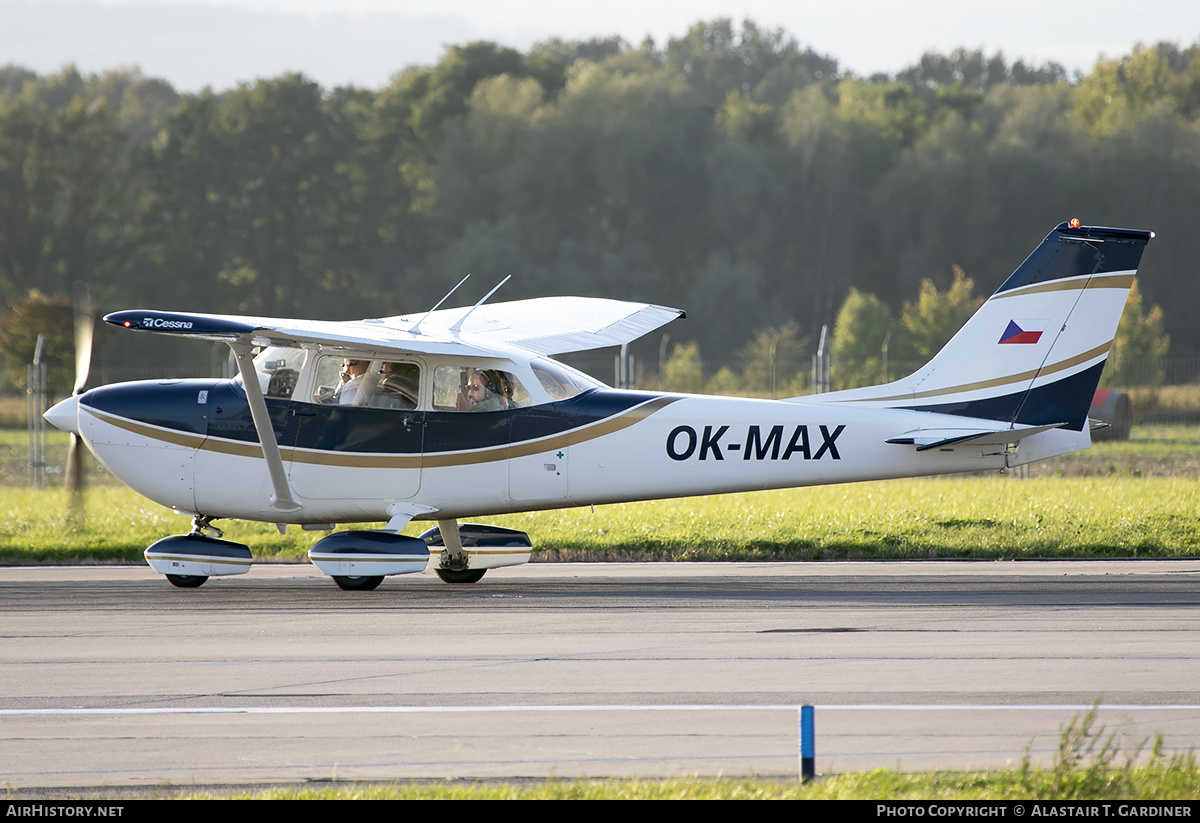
[{"x1": 1, "y1": 560, "x2": 1198, "y2": 789}]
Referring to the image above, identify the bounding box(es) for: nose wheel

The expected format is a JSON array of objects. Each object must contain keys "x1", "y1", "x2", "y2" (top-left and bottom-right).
[
  {"x1": 166, "y1": 574, "x2": 208, "y2": 588},
  {"x1": 435, "y1": 568, "x2": 487, "y2": 584},
  {"x1": 332, "y1": 575, "x2": 384, "y2": 591}
]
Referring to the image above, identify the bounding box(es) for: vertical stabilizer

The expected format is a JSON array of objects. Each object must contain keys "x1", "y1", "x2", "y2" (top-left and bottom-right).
[{"x1": 810, "y1": 222, "x2": 1153, "y2": 430}]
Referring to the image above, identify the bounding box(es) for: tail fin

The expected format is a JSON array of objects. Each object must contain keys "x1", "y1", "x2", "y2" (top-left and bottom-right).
[{"x1": 815, "y1": 222, "x2": 1153, "y2": 430}]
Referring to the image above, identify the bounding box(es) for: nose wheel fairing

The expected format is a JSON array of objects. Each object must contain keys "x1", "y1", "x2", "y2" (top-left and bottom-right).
[{"x1": 144, "y1": 533, "x2": 253, "y2": 581}]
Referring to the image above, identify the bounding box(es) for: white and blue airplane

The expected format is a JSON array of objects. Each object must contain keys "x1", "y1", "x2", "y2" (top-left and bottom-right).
[{"x1": 45, "y1": 221, "x2": 1152, "y2": 590}]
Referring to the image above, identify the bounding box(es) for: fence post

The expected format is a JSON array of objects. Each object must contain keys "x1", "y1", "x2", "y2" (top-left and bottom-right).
[{"x1": 799, "y1": 704, "x2": 815, "y2": 782}]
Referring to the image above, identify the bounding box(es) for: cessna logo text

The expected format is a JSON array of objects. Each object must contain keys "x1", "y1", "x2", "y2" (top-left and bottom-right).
[
  {"x1": 666, "y1": 424, "x2": 845, "y2": 461},
  {"x1": 143, "y1": 317, "x2": 194, "y2": 329}
]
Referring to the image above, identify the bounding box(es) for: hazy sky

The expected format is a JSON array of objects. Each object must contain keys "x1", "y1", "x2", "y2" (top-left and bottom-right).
[{"x1": 4, "y1": 0, "x2": 1199, "y2": 91}]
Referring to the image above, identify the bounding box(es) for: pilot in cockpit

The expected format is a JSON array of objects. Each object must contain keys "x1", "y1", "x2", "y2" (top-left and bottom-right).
[{"x1": 330, "y1": 359, "x2": 378, "y2": 406}]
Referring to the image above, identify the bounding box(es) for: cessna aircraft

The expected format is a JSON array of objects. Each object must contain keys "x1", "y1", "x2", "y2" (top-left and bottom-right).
[{"x1": 45, "y1": 221, "x2": 1152, "y2": 590}]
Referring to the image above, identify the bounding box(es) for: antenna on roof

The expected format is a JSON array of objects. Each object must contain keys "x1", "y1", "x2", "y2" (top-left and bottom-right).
[
  {"x1": 450, "y1": 274, "x2": 511, "y2": 333},
  {"x1": 409, "y1": 274, "x2": 470, "y2": 336}
]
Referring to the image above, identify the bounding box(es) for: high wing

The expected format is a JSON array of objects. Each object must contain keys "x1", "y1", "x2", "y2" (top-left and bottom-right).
[
  {"x1": 105, "y1": 297, "x2": 684, "y2": 357},
  {"x1": 381, "y1": 296, "x2": 685, "y2": 355}
]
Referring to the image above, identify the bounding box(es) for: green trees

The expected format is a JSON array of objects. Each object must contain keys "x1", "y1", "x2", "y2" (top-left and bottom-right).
[
  {"x1": 831, "y1": 289, "x2": 894, "y2": 389},
  {"x1": 739, "y1": 321, "x2": 807, "y2": 398},
  {"x1": 0, "y1": 26, "x2": 1196, "y2": 392},
  {"x1": 0, "y1": 82, "x2": 146, "y2": 305},
  {"x1": 829, "y1": 267, "x2": 981, "y2": 390},
  {"x1": 1104, "y1": 279, "x2": 1170, "y2": 387},
  {"x1": 144, "y1": 75, "x2": 415, "y2": 319},
  {"x1": 0, "y1": 292, "x2": 74, "y2": 393},
  {"x1": 899, "y1": 266, "x2": 983, "y2": 361},
  {"x1": 659, "y1": 342, "x2": 705, "y2": 393}
]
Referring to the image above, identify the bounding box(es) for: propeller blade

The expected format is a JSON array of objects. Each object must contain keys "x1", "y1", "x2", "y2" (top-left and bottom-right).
[
  {"x1": 67, "y1": 433, "x2": 84, "y2": 497},
  {"x1": 68, "y1": 282, "x2": 93, "y2": 517},
  {"x1": 72, "y1": 281, "x2": 94, "y2": 396}
]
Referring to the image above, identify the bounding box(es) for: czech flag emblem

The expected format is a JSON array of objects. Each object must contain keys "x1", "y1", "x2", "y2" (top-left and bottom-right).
[{"x1": 999, "y1": 319, "x2": 1047, "y2": 344}]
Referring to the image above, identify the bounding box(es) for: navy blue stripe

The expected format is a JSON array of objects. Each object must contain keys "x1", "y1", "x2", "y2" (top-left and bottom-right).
[
  {"x1": 81, "y1": 380, "x2": 215, "y2": 435},
  {"x1": 287, "y1": 389, "x2": 660, "y2": 454},
  {"x1": 84, "y1": 381, "x2": 663, "y2": 455},
  {"x1": 904, "y1": 361, "x2": 1107, "y2": 431},
  {"x1": 995, "y1": 223, "x2": 1151, "y2": 295}
]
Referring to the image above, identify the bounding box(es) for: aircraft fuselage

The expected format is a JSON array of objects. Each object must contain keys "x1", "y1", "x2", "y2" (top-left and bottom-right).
[{"x1": 70, "y1": 379, "x2": 1028, "y2": 524}]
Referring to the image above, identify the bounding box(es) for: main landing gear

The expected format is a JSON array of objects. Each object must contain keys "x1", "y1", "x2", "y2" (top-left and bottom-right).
[
  {"x1": 419, "y1": 522, "x2": 534, "y2": 584},
  {"x1": 308, "y1": 530, "x2": 430, "y2": 590}
]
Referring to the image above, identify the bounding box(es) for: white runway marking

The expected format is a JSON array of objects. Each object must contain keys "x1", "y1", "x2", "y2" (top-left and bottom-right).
[{"x1": 4, "y1": 703, "x2": 1199, "y2": 716}]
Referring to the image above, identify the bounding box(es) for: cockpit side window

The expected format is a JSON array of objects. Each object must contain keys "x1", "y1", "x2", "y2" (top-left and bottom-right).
[
  {"x1": 433, "y1": 365, "x2": 529, "y2": 412},
  {"x1": 309, "y1": 356, "x2": 421, "y2": 410},
  {"x1": 374, "y1": 362, "x2": 420, "y2": 410}
]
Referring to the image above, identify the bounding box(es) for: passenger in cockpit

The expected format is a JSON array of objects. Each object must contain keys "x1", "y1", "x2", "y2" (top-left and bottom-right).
[{"x1": 378, "y1": 362, "x2": 418, "y2": 410}]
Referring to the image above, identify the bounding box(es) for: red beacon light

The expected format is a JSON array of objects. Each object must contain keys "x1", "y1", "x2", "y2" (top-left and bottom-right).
[
  {"x1": 1069, "y1": 218, "x2": 1081, "y2": 228},
  {"x1": 124, "y1": 321, "x2": 132, "y2": 327}
]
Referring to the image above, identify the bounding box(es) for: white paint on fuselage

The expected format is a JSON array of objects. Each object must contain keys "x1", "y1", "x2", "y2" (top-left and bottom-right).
[{"x1": 77, "y1": 405, "x2": 198, "y2": 515}]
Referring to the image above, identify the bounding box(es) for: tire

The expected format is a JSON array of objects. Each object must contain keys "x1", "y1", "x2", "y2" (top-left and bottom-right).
[
  {"x1": 435, "y1": 568, "x2": 486, "y2": 584},
  {"x1": 166, "y1": 574, "x2": 208, "y2": 588},
  {"x1": 332, "y1": 575, "x2": 384, "y2": 591}
]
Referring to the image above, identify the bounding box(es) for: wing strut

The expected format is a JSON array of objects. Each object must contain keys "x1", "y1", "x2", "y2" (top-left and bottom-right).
[{"x1": 230, "y1": 341, "x2": 302, "y2": 513}]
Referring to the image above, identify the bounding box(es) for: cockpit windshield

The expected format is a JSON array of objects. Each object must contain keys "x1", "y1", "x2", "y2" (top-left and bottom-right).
[
  {"x1": 232, "y1": 346, "x2": 309, "y2": 399},
  {"x1": 531, "y1": 358, "x2": 604, "y2": 400}
]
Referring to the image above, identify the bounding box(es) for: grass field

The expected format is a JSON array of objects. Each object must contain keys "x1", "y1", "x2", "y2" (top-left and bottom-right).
[
  {"x1": 194, "y1": 757, "x2": 1199, "y2": 799},
  {"x1": 1, "y1": 424, "x2": 1197, "y2": 564},
  {"x1": 1, "y1": 473, "x2": 1196, "y2": 564}
]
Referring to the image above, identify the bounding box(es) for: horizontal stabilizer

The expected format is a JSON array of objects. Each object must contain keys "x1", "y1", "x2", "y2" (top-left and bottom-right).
[{"x1": 886, "y1": 423, "x2": 1067, "y2": 452}]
